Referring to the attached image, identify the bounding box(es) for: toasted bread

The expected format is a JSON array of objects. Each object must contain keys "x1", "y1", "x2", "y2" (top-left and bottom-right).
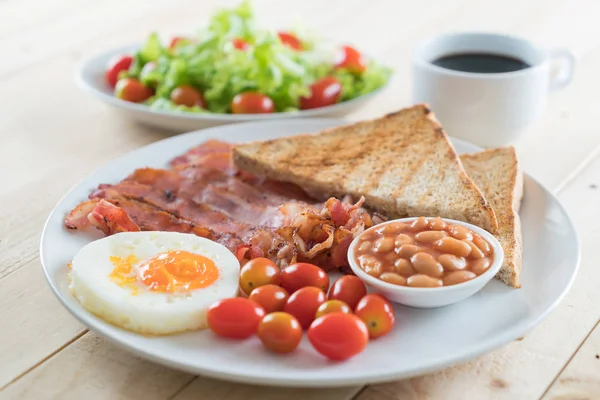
[
  {"x1": 233, "y1": 104, "x2": 498, "y2": 233},
  {"x1": 461, "y1": 147, "x2": 523, "y2": 288}
]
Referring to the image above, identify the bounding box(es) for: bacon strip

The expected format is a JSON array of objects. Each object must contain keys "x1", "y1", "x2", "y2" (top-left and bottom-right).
[{"x1": 65, "y1": 140, "x2": 378, "y2": 271}]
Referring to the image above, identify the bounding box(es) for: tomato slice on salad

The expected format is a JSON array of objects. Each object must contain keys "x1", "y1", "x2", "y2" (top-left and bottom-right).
[
  {"x1": 278, "y1": 32, "x2": 302, "y2": 50},
  {"x1": 335, "y1": 45, "x2": 367, "y2": 74},
  {"x1": 105, "y1": 55, "x2": 133, "y2": 88}
]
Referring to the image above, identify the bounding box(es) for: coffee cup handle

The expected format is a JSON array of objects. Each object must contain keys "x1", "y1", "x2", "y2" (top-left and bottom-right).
[{"x1": 549, "y1": 49, "x2": 575, "y2": 91}]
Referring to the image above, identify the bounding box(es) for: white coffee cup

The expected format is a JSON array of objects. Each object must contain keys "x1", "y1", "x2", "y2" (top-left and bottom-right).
[{"x1": 412, "y1": 32, "x2": 575, "y2": 148}]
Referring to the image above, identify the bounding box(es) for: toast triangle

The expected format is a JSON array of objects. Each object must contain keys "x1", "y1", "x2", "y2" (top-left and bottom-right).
[
  {"x1": 233, "y1": 104, "x2": 498, "y2": 233},
  {"x1": 461, "y1": 147, "x2": 523, "y2": 287}
]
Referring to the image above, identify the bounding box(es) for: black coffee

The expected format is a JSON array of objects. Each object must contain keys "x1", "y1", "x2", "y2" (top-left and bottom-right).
[{"x1": 432, "y1": 53, "x2": 531, "y2": 73}]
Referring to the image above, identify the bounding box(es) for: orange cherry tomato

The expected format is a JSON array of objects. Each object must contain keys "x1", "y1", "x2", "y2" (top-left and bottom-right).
[
  {"x1": 231, "y1": 92, "x2": 275, "y2": 114},
  {"x1": 258, "y1": 312, "x2": 303, "y2": 353},
  {"x1": 232, "y1": 38, "x2": 250, "y2": 51},
  {"x1": 328, "y1": 275, "x2": 367, "y2": 310},
  {"x1": 207, "y1": 297, "x2": 265, "y2": 339},
  {"x1": 105, "y1": 54, "x2": 133, "y2": 88},
  {"x1": 239, "y1": 257, "x2": 281, "y2": 295},
  {"x1": 315, "y1": 299, "x2": 352, "y2": 319},
  {"x1": 169, "y1": 36, "x2": 189, "y2": 50},
  {"x1": 280, "y1": 263, "x2": 329, "y2": 294},
  {"x1": 334, "y1": 45, "x2": 367, "y2": 74},
  {"x1": 278, "y1": 32, "x2": 302, "y2": 50},
  {"x1": 354, "y1": 294, "x2": 396, "y2": 339},
  {"x1": 308, "y1": 313, "x2": 369, "y2": 360},
  {"x1": 249, "y1": 284, "x2": 289, "y2": 314},
  {"x1": 299, "y1": 77, "x2": 342, "y2": 110},
  {"x1": 170, "y1": 85, "x2": 206, "y2": 108},
  {"x1": 114, "y1": 78, "x2": 153, "y2": 103},
  {"x1": 283, "y1": 286, "x2": 326, "y2": 329}
]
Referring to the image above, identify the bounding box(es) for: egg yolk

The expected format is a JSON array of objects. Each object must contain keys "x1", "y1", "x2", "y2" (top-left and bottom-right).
[{"x1": 109, "y1": 251, "x2": 219, "y2": 293}]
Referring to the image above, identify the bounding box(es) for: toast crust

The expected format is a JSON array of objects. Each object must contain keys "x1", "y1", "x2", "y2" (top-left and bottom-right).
[
  {"x1": 233, "y1": 104, "x2": 498, "y2": 233},
  {"x1": 461, "y1": 147, "x2": 523, "y2": 288}
]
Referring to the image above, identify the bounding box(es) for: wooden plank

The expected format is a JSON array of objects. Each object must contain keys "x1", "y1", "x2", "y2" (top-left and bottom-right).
[
  {"x1": 0, "y1": 334, "x2": 195, "y2": 400},
  {"x1": 171, "y1": 379, "x2": 360, "y2": 400},
  {"x1": 0, "y1": 262, "x2": 85, "y2": 388},
  {"x1": 541, "y1": 321, "x2": 600, "y2": 400},
  {"x1": 355, "y1": 152, "x2": 600, "y2": 400}
]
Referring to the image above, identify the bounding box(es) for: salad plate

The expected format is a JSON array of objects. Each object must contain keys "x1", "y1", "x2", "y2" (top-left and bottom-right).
[
  {"x1": 41, "y1": 119, "x2": 580, "y2": 387},
  {"x1": 77, "y1": 46, "x2": 389, "y2": 132},
  {"x1": 76, "y1": 2, "x2": 392, "y2": 132}
]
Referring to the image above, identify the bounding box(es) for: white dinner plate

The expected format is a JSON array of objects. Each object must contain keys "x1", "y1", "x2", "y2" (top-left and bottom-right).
[
  {"x1": 41, "y1": 119, "x2": 580, "y2": 387},
  {"x1": 77, "y1": 45, "x2": 389, "y2": 132}
]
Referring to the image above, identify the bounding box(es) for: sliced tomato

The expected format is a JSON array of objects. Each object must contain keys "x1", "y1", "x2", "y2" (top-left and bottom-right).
[
  {"x1": 105, "y1": 55, "x2": 133, "y2": 88},
  {"x1": 278, "y1": 32, "x2": 302, "y2": 50},
  {"x1": 335, "y1": 45, "x2": 367, "y2": 74},
  {"x1": 114, "y1": 78, "x2": 153, "y2": 103},
  {"x1": 232, "y1": 38, "x2": 250, "y2": 51},
  {"x1": 231, "y1": 92, "x2": 275, "y2": 114}
]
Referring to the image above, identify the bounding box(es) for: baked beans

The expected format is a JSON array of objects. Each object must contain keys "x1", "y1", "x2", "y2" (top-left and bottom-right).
[{"x1": 353, "y1": 218, "x2": 495, "y2": 288}]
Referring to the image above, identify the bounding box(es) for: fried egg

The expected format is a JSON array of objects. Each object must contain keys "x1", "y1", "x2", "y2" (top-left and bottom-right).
[{"x1": 69, "y1": 231, "x2": 240, "y2": 335}]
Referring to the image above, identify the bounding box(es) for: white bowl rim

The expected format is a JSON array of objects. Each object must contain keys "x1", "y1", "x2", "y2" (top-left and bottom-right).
[
  {"x1": 76, "y1": 44, "x2": 392, "y2": 121},
  {"x1": 347, "y1": 217, "x2": 505, "y2": 293}
]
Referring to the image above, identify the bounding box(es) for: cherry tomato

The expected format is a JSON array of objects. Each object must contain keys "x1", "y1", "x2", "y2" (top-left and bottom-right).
[
  {"x1": 328, "y1": 275, "x2": 367, "y2": 310},
  {"x1": 231, "y1": 92, "x2": 275, "y2": 114},
  {"x1": 283, "y1": 286, "x2": 326, "y2": 329},
  {"x1": 315, "y1": 299, "x2": 352, "y2": 319},
  {"x1": 249, "y1": 284, "x2": 289, "y2": 314},
  {"x1": 105, "y1": 54, "x2": 133, "y2": 88},
  {"x1": 239, "y1": 257, "x2": 281, "y2": 295},
  {"x1": 308, "y1": 313, "x2": 369, "y2": 360},
  {"x1": 278, "y1": 32, "x2": 302, "y2": 50},
  {"x1": 207, "y1": 297, "x2": 265, "y2": 339},
  {"x1": 114, "y1": 78, "x2": 153, "y2": 103},
  {"x1": 299, "y1": 77, "x2": 342, "y2": 110},
  {"x1": 335, "y1": 45, "x2": 367, "y2": 74},
  {"x1": 169, "y1": 36, "x2": 189, "y2": 50},
  {"x1": 354, "y1": 294, "x2": 396, "y2": 339},
  {"x1": 232, "y1": 38, "x2": 250, "y2": 51},
  {"x1": 258, "y1": 312, "x2": 303, "y2": 353},
  {"x1": 170, "y1": 85, "x2": 206, "y2": 108},
  {"x1": 280, "y1": 263, "x2": 329, "y2": 294}
]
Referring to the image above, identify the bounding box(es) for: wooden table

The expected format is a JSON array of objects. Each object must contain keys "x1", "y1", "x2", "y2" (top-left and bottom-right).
[{"x1": 1, "y1": 0, "x2": 599, "y2": 398}]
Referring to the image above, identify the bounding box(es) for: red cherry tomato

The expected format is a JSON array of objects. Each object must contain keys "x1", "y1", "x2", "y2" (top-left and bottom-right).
[
  {"x1": 207, "y1": 298, "x2": 265, "y2": 339},
  {"x1": 328, "y1": 275, "x2": 367, "y2": 310},
  {"x1": 232, "y1": 38, "x2": 250, "y2": 51},
  {"x1": 283, "y1": 286, "x2": 326, "y2": 329},
  {"x1": 231, "y1": 92, "x2": 275, "y2": 114},
  {"x1": 114, "y1": 78, "x2": 153, "y2": 103},
  {"x1": 299, "y1": 77, "x2": 342, "y2": 110},
  {"x1": 354, "y1": 294, "x2": 396, "y2": 339},
  {"x1": 308, "y1": 313, "x2": 369, "y2": 360},
  {"x1": 278, "y1": 32, "x2": 302, "y2": 50},
  {"x1": 170, "y1": 85, "x2": 207, "y2": 108},
  {"x1": 258, "y1": 312, "x2": 303, "y2": 353},
  {"x1": 105, "y1": 54, "x2": 133, "y2": 88},
  {"x1": 280, "y1": 263, "x2": 330, "y2": 294},
  {"x1": 249, "y1": 284, "x2": 289, "y2": 314},
  {"x1": 315, "y1": 299, "x2": 352, "y2": 319},
  {"x1": 239, "y1": 257, "x2": 280, "y2": 295},
  {"x1": 335, "y1": 45, "x2": 367, "y2": 74},
  {"x1": 169, "y1": 36, "x2": 188, "y2": 50}
]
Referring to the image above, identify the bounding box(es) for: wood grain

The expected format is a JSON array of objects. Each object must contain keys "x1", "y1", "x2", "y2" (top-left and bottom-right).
[
  {"x1": 542, "y1": 321, "x2": 600, "y2": 400},
  {"x1": 0, "y1": 0, "x2": 599, "y2": 398}
]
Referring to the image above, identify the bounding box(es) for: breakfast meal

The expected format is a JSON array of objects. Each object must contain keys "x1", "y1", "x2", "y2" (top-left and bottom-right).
[
  {"x1": 352, "y1": 217, "x2": 496, "y2": 288},
  {"x1": 63, "y1": 103, "x2": 524, "y2": 360},
  {"x1": 105, "y1": 1, "x2": 391, "y2": 114}
]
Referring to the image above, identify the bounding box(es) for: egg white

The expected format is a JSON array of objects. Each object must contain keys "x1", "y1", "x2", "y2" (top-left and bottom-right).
[{"x1": 69, "y1": 231, "x2": 240, "y2": 335}]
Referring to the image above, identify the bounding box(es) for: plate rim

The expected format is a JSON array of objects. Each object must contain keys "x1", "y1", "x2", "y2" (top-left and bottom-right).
[
  {"x1": 39, "y1": 118, "x2": 581, "y2": 387},
  {"x1": 76, "y1": 44, "x2": 391, "y2": 122}
]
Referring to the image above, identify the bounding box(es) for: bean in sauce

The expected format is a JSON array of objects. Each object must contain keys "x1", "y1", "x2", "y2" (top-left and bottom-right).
[{"x1": 353, "y1": 218, "x2": 495, "y2": 287}]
